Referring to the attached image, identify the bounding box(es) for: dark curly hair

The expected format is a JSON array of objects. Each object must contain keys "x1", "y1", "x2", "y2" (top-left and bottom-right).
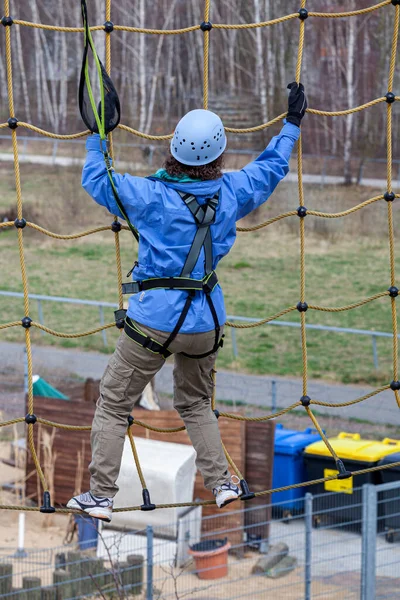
[{"x1": 163, "y1": 152, "x2": 224, "y2": 181}]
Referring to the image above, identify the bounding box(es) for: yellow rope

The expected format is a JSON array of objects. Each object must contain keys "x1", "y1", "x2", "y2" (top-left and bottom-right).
[
  {"x1": 10, "y1": 1, "x2": 390, "y2": 35},
  {"x1": 0, "y1": 321, "x2": 21, "y2": 331},
  {"x1": 0, "y1": 96, "x2": 390, "y2": 141},
  {"x1": 32, "y1": 321, "x2": 115, "y2": 338},
  {"x1": 308, "y1": 291, "x2": 389, "y2": 313},
  {"x1": 26, "y1": 222, "x2": 121, "y2": 239},
  {"x1": 225, "y1": 306, "x2": 297, "y2": 329},
  {"x1": 222, "y1": 441, "x2": 244, "y2": 481},
  {"x1": 387, "y1": 5, "x2": 400, "y2": 383},
  {"x1": 1, "y1": 0, "x2": 399, "y2": 513},
  {"x1": 203, "y1": 0, "x2": 211, "y2": 110},
  {"x1": 1, "y1": 458, "x2": 400, "y2": 513},
  {"x1": 311, "y1": 385, "x2": 390, "y2": 408},
  {"x1": 127, "y1": 427, "x2": 147, "y2": 490}
]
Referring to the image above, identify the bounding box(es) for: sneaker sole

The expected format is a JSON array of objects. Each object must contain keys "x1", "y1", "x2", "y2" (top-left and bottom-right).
[
  {"x1": 87, "y1": 508, "x2": 112, "y2": 523},
  {"x1": 66, "y1": 500, "x2": 112, "y2": 523},
  {"x1": 217, "y1": 493, "x2": 240, "y2": 508}
]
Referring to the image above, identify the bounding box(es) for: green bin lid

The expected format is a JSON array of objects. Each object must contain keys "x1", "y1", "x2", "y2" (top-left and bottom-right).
[
  {"x1": 32, "y1": 375, "x2": 69, "y2": 400},
  {"x1": 304, "y1": 432, "x2": 400, "y2": 461}
]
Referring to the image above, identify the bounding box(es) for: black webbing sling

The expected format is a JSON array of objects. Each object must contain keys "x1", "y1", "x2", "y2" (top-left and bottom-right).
[{"x1": 123, "y1": 190, "x2": 224, "y2": 359}]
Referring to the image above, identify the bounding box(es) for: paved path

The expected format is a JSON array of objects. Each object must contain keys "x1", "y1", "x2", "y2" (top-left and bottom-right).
[
  {"x1": 0, "y1": 152, "x2": 397, "y2": 189},
  {"x1": 0, "y1": 341, "x2": 398, "y2": 426}
]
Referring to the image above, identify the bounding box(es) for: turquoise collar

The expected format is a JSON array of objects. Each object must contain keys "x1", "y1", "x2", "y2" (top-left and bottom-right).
[{"x1": 150, "y1": 168, "x2": 201, "y2": 183}]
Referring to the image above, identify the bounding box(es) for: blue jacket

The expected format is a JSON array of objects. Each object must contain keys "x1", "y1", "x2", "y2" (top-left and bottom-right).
[{"x1": 82, "y1": 123, "x2": 300, "y2": 333}]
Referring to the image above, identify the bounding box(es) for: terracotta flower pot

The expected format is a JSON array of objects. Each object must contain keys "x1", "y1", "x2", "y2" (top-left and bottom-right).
[{"x1": 188, "y1": 539, "x2": 231, "y2": 580}]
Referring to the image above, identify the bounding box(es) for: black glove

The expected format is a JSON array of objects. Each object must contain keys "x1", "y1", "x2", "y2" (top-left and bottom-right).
[{"x1": 286, "y1": 82, "x2": 307, "y2": 127}]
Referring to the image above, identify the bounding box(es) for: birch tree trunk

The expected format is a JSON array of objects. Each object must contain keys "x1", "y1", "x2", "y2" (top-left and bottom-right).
[
  {"x1": 254, "y1": 0, "x2": 268, "y2": 123},
  {"x1": 343, "y1": 5, "x2": 356, "y2": 185},
  {"x1": 14, "y1": 23, "x2": 31, "y2": 123},
  {"x1": 30, "y1": 0, "x2": 43, "y2": 124},
  {"x1": 138, "y1": 0, "x2": 147, "y2": 132}
]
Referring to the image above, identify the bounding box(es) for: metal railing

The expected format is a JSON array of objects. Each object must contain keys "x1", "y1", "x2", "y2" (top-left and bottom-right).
[
  {"x1": 2, "y1": 134, "x2": 400, "y2": 184},
  {"x1": 0, "y1": 290, "x2": 396, "y2": 370}
]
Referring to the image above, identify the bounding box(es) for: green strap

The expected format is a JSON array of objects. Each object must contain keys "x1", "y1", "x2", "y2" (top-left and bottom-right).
[{"x1": 80, "y1": 0, "x2": 139, "y2": 242}]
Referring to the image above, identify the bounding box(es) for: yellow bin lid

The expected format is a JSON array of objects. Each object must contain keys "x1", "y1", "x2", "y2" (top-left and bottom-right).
[{"x1": 304, "y1": 432, "x2": 400, "y2": 462}]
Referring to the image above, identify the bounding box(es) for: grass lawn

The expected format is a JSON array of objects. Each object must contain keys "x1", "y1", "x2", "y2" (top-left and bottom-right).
[{"x1": 1, "y1": 163, "x2": 399, "y2": 386}]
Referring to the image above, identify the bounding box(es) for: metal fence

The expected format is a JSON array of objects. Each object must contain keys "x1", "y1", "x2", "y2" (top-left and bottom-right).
[
  {"x1": 0, "y1": 481, "x2": 399, "y2": 599},
  {"x1": 0, "y1": 289, "x2": 396, "y2": 370},
  {"x1": 2, "y1": 135, "x2": 400, "y2": 186}
]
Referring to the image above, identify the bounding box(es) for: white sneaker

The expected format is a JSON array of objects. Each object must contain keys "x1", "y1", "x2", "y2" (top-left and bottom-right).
[
  {"x1": 213, "y1": 477, "x2": 242, "y2": 508},
  {"x1": 67, "y1": 491, "x2": 113, "y2": 523}
]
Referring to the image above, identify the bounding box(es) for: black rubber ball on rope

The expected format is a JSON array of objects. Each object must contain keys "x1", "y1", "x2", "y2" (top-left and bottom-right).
[
  {"x1": 25, "y1": 414, "x2": 37, "y2": 425},
  {"x1": 14, "y1": 218, "x2": 26, "y2": 229},
  {"x1": 127, "y1": 415, "x2": 134, "y2": 427},
  {"x1": 297, "y1": 301, "x2": 308, "y2": 312},
  {"x1": 213, "y1": 409, "x2": 220, "y2": 419},
  {"x1": 300, "y1": 395, "x2": 311, "y2": 407},
  {"x1": 21, "y1": 316, "x2": 32, "y2": 328},
  {"x1": 111, "y1": 220, "x2": 122, "y2": 232},
  {"x1": 388, "y1": 286, "x2": 399, "y2": 297},
  {"x1": 391, "y1": 0, "x2": 400, "y2": 6},
  {"x1": 298, "y1": 8, "x2": 308, "y2": 19},
  {"x1": 385, "y1": 92, "x2": 396, "y2": 104},
  {"x1": 104, "y1": 21, "x2": 114, "y2": 33},
  {"x1": 1, "y1": 16, "x2": 13, "y2": 26},
  {"x1": 384, "y1": 191, "x2": 395, "y2": 202},
  {"x1": 200, "y1": 21, "x2": 212, "y2": 31},
  {"x1": 297, "y1": 206, "x2": 307, "y2": 218},
  {"x1": 390, "y1": 380, "x2": 400, "y2": 391},
  {"x1": 8, "y1": 117, "x2": 18, "y2": 129}
]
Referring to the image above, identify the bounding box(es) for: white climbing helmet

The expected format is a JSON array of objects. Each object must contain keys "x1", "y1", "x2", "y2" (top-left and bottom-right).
[{"x1": 170, "y1": 109, "x2": 227, "y2": 166}]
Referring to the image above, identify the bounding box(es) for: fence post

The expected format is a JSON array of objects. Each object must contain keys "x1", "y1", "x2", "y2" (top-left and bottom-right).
[
  {"x1": 304, "y1": 493, "x2": 312, "y2": 600},
  {"x1": 321, "y1": 157, "x2": 327, "y2": 188},
  {"x1": 52, "y1": 140, "x2": 59, "y2": 163},
  {"x1": 271, "y1": 380, "x2": 277, "y2": 412},
  {"x1": 24, "y1": 347, "x2": 29, "y2": 395},
  {"x1": 230, "y1": 326, "x2": 238, "y2": 359},
  {"x1": 146, "y1": 525, "x2": 153, "y2": 600},
  {"x1": 98, "y1": 305, "x2": 107, "y2": 347},
  {"x1": 371, "y1": 335, "x2": 378, "y2": 370},
  {"x1": 37, "y1": 299, "x2": 45, "y2": 335},
  {"x1": 361, "y1": 484, "x2": 377, "y2": 600}
]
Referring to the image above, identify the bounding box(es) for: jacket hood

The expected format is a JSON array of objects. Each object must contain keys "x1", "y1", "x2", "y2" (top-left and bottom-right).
[{"x1": 147, "y1": 175, "x2": 222, "y2": 199}]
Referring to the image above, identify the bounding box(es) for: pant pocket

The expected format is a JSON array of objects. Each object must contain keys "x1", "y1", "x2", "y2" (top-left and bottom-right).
[
  {"x1": 100, "y1": 362, "x2": 135, "y2": 403},
  {"x1": 199, "y1": 360, "x2": 216, "y2": 398}
]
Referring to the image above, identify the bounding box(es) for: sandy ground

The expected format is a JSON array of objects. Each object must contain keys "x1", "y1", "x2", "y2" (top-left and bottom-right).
[
  {"x1": 151, "y1": 557, "x2": 360, "y2": 600},
  {"x1": 0, "y1": 441, "x2": 70, "y2": 551}
]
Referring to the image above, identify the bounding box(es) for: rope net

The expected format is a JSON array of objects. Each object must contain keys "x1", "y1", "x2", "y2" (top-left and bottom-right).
[{"x1": 1, "y1": 0, "x2": 400, "y2": 514}]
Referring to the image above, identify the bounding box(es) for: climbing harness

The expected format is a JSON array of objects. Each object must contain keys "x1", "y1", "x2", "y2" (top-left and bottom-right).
[{"x1": 123, "y1": 191, "x2": 224, "y2": 360}]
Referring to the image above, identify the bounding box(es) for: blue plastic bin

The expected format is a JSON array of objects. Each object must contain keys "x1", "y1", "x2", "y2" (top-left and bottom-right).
[
  {"x1": 272, "y1": 425, "x2": 323, "y2": 513},
  {"x1": 74, "y1": 514, "x2": 99, "y2": 550}
]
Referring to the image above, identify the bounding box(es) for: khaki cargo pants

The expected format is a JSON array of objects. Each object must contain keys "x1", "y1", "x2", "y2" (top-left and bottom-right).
[{"x1": 89, "y1": 320, "x2": 229, "y2": 498}]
